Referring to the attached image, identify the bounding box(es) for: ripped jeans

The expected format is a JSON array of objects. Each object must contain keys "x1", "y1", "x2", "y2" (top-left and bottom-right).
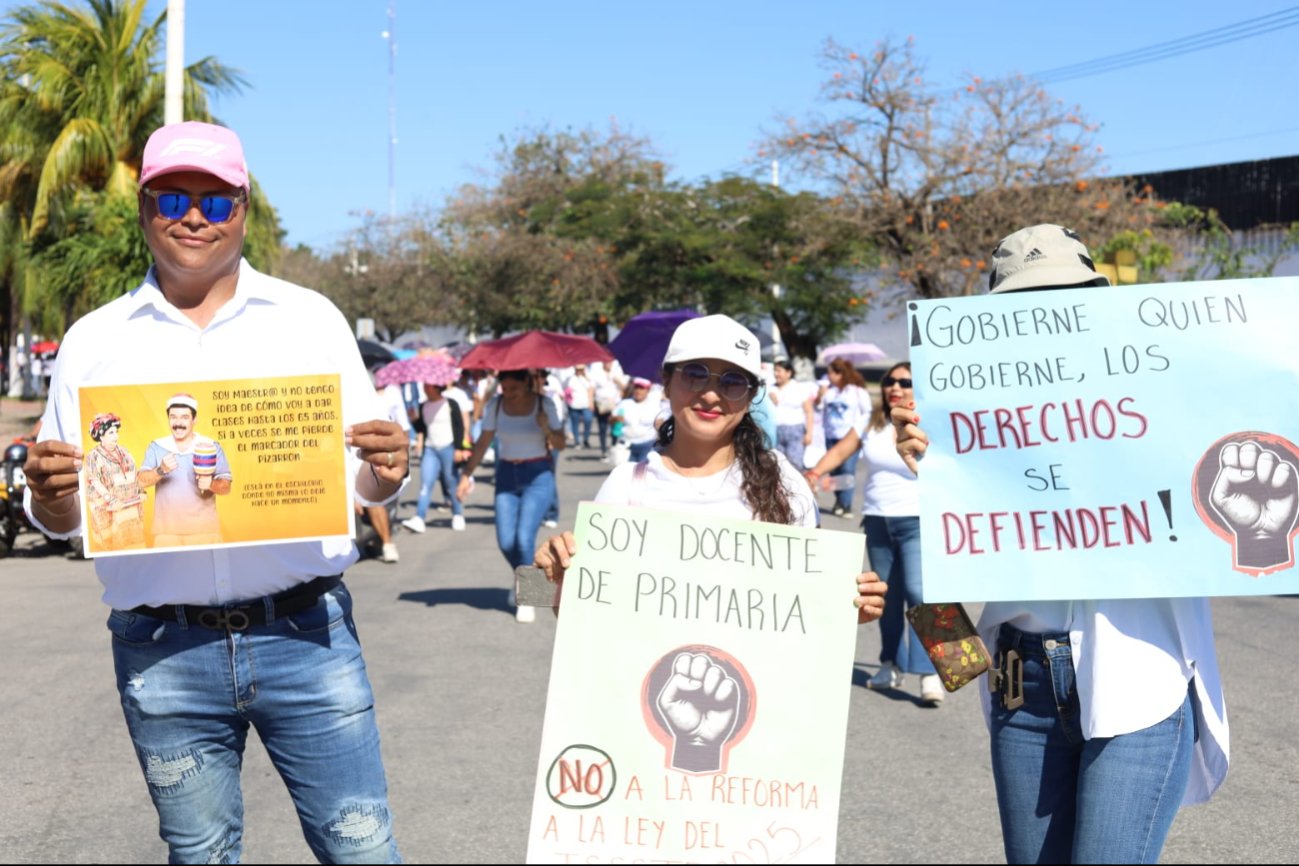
[{"x1": 109, "y1": 583, "x2": 401, "y2": 864}]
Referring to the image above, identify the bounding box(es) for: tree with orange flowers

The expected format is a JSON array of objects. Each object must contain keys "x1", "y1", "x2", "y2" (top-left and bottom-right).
[{"x1": 760, "y1": 37, "x2": 1164, "y2": 300}]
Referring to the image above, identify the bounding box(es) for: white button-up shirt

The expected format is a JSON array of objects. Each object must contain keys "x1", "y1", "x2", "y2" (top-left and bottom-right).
[{"x1": 27, "y1": 260, "x2": 400, "y2": 609}]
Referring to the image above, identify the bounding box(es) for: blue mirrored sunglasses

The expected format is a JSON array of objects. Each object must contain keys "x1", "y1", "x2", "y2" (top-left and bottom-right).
[{"x1": 142, "y1": 188, "x2": 246, "y2": 223}]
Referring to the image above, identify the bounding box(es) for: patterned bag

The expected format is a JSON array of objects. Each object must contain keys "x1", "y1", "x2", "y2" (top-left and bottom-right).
[{"x1": 905, "y1": 602, "x2": 991, "y2": 693}]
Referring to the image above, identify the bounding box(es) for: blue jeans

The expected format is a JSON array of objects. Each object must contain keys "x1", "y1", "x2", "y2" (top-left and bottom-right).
[
  {"x1": 775, "y1": 425, "x2": 807, "y2": 472},
  {"x1": 628, "y1": 440, "x2": 656, "y2": 463},
  {"x1": 989, "y1": 624, "x2": 1194, "y2": 865},
  {"x1": 416, "y1": 444, "x2": 462, "y2": 519},
  {"x1": 567, "y1": 407, "x2": 593, "y2": 447},
  {"x1": 494, "y1": 460, "x2": 557, "y2": 569},
  {"x1": 825, "y1": 435, "x2": 858, "y2": 510},
  {"x1": 861, "y1": 515, "x2": 933, "y2": 675},
  {"x1": 109, "y1": 583, "x2": 400, "y2": 864},
  {"x1": 543, "y1": 451, "x2": 560, "y2": 523}
]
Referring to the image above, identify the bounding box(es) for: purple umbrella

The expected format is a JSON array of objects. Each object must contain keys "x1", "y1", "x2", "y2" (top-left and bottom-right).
[{"x1": 608, "y1": 309, "x2": 700, "y2": 383}]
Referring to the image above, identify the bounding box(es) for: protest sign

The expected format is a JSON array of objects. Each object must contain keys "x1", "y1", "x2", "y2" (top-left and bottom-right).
[
  {"x1": 908, "y1": 276, "x2": 1299, "y2": 602},
  {"x1": 77, "y1": 374, "x2": 351, "y2": 556},
  {"x1": 525, "y1": 501, "x2": 865, "y2": 864}
]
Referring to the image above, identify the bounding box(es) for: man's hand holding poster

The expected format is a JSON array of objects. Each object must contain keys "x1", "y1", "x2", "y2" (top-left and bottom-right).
[
  {"x1": 526, "y1": 502, "x2": 865, "y2": 864},
  {"x1": 908, "y1": 276, "x2": 1299, "y2": 602},
  {"x1": 77, "y1": 374, "x2": 351, "y2": 556}
]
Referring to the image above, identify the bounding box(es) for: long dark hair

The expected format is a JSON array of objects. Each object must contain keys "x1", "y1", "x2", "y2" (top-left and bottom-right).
[{"x1": 656, "y1": 364, "x2": 794, "y2": 525}]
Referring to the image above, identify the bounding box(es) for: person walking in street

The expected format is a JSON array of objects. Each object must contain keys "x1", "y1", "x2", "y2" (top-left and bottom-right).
[
  {"x1": 534, "y1": 314, "x2": 889, "y2": 626},
  {"x1": 816, "y1": 358, "x2": 872, "y2": 517},
  {"x1": 22, "y1": 121, "x2": 408, "y2": 863},
  {"x1": 403, "y1": 382, "x2": 469, "y2": 534},
  {"x1": 457, "y1": 368, "x2": 566, "y2": 623},
  {"x1": 563, "y1": 364, "x2": 596, "y2": 450},
  {"x1": 806, "y1": 362, "x2": 941, "y2": 704},
  {"x1": 770, "y1": 358, "x2": 816, "y2": 469},
  {"x1": 611, "y1": 377, "x2": 662, "y2": 463},
  {"x1": 363, "y1": 367, "x2": 412, "y2": 563},
  {"x1": 891, "y1": 224, "x2": 1229, "y2": 864}
]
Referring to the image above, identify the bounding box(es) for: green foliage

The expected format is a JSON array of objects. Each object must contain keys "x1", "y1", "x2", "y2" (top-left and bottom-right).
[
  {"x1": 0, "y1": 0, "x2": 279, "y2": 346},
  {"x1": 28, "y1": 191, "x2": 149, "y2": 329}
]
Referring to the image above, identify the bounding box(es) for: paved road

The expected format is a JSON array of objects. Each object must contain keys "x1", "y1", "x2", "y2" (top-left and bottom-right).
[{"x1": 1, "y1": 449, "x2": 1296, "y2": 863}]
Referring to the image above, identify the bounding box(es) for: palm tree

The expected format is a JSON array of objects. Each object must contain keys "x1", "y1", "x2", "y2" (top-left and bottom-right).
[{"x1": 0, "y1": 0, "x2": 282, "y2": 357}]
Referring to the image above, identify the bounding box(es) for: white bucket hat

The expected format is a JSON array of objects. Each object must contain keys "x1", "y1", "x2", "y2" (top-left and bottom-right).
[
  {"x1": 988, "y1": 224, "x2": 1111, "y2": 294},
  {"x1": 662, "y1": 314, "x2": 762, "y2": 378}
]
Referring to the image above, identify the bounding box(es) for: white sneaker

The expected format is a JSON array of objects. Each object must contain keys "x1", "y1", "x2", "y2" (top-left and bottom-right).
[
  {"x1": 866, "y1": 663, "x2": 903, "y2": 690},
  {"x1": 543, "y1": 519, "x2": 559, "y2": 528},
  {"x1": 920, "y1": 674, "x2": 946, "y2": 705},
  {"x1": 401, "y1": 516, "x2": 426, "y2": 534},
  {"x1": 451, "y1": 514, "x2": 466, "y2": 531},
  {"x1": 380, "y1": 543, "x2": 399, "y2": 563},
  {"x1": 516, "y1": 604, "x2": 536, "y2": 623}
]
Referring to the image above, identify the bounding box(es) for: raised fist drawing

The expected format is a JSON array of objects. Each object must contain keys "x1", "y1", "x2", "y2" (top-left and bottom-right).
[
  {"x1": 1210, "y1": 439, "x2": 1299, "y2": 571},
  {"x1": 656, "y1": 652, "x2": 740, "y2": 773}
]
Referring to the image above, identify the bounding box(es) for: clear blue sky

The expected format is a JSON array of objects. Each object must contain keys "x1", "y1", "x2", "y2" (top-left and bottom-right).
[{"x1": 18, "y1": 0, "x2": 1299, "y2": 250}]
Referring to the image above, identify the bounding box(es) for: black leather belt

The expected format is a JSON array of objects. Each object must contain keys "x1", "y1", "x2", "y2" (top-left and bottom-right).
[{"x1": 130, "y1": 575, "x2": 343, "y2": 631}]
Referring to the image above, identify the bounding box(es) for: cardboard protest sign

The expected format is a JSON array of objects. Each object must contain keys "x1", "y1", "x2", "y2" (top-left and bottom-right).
[
  {"x1": 525, "y1": 501, "x2": 865, "y2": 864},
  {"x1": 908, "y1": 276, "x2": 1299, "y2": 601},
  {"x1": 76, "y1": 374, "x2": 351, "y2": 556}
]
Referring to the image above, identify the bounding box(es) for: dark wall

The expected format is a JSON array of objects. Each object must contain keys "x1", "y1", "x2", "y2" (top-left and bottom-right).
[{"x1": 1131, "y1": 155, "x2": 1299, "y2": 228}]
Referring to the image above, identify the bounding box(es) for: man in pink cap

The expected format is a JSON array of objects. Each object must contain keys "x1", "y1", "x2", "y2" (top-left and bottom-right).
[{"x1": 23, "y1": 121, "x2": 408, "y2": 862}]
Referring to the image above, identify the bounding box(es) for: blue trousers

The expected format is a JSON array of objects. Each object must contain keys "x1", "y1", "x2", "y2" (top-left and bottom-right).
[
  {"x1": 416, "y1": 444, "x2": 462, "y2": 519},
  {"x1": 989, "y1": 624, "x2": 1194, "y2": 864},
  {"x1": 109, "y1": 583, "x2": 400, "y2": 864},
  {"x1": 494, "y1": 460, "x2": 557, "y2": 569},
  {"x1": 861, "y1": 514, "x2": 933, "y2": 675},
  {"x1": 824, "y1": 435, "x2": 859, "y2": 510}
]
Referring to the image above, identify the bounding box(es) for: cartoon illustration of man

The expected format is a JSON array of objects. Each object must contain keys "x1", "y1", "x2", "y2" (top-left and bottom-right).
[{"x1": 137, "y1": 393, "x2": 232, "y2": 546}]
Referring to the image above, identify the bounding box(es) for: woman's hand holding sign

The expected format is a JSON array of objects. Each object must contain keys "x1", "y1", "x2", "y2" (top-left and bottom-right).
[{"x1": 890, "y1": 401, "x2": 928, "y2": 475}]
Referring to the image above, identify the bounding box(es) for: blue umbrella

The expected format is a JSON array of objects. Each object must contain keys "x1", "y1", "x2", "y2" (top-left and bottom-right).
[{"x1": 608, "y1": 309, "x2": 700, "y2": 383}]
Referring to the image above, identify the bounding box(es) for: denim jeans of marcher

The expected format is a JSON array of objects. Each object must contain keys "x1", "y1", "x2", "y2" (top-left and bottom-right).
[
  {"x1": 494, "y1": 459, "x2": 557, "y2": 569},
  {"x1": 628, "y1": 440, "x2": 656, "y2": 463},
  {"x1": 416, "y1": 444, "x2": 462, "y2": 519},
  {"x1": 109, "y1": 583, "x2": 401, "y2": 864},
  {"x1": 861, "y1": 515, "x2": 933, "y2": 675},
  {"x1": 775, "y1": 424, "x2": 807, "y2": 472},
  {"x1": 824, "y1": 435, "x2": 859, "y2": 510},
  {"x1": 568, "y1": 407, "x2": 593, "y2": 447},
  {"x1": 989, "y1": 624, "x2": 1194, "y2": 865}
]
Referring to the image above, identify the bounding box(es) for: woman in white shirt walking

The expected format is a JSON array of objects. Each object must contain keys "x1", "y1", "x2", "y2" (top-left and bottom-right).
[
  {"x1": 807, "y1": 362, "x2": 942, "y2": 704},
  {"x1": 534, "y1": 314, "x2": 888, "y2": 625},
  {"x1": 817, "y1": 358, "x2": 872, "y2": 517}
]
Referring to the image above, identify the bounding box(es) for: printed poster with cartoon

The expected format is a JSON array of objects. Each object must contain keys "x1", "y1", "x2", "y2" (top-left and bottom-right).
[
  {"x1": 76, "y1": 374, "x2": 351, "y2": 557},
  {"x1": 525, "y1": 501, "x2": 866, "y2": 864},
  {"x1": 908, "y1": 275, "x2": 1299, "y2": 601}
]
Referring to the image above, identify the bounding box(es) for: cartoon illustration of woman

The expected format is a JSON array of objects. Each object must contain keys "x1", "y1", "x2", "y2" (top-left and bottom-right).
[{"x1": 84, "y1": 413, "x2": 145, "y2": 551}]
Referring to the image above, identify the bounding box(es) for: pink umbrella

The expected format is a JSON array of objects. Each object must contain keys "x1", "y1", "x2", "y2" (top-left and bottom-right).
[
  {"x1": 816, "y1": 341, "x2": 888, "y2": 366},
  {"x1": 374, "y1": 353, "x2": 460, "y2": 388}
]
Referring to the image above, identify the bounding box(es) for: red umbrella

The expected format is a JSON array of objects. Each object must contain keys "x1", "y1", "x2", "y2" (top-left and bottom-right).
[
  {"x1": 459, "y1": 331, "x2": 614, "y2": 371},
  {"x1": 30, "y1": 340, "x2": 59, "y2": 354}
]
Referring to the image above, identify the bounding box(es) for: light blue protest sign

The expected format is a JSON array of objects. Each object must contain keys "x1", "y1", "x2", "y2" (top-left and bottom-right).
[{"x1": 908, "y1": 276, "x2": 1299, "y2": 602}]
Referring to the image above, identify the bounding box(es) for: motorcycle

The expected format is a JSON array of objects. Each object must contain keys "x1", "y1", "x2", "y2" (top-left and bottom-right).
[{"x1": 0, "y1": 438, "x2": 31, "y2": 556}]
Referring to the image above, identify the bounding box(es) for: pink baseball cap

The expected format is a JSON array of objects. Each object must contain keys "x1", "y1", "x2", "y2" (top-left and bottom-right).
[{"x1": 139, "y1": 121, "x2": 248, "y2": 190}]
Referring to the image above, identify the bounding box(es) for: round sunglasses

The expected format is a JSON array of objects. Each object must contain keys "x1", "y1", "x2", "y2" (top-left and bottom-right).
[
  {"x1": 143, "y1": 188, "x2": 247, "y2": 224},
  {"x1": 675, "y1": 362, "x2": 758, "y2": 402}
]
